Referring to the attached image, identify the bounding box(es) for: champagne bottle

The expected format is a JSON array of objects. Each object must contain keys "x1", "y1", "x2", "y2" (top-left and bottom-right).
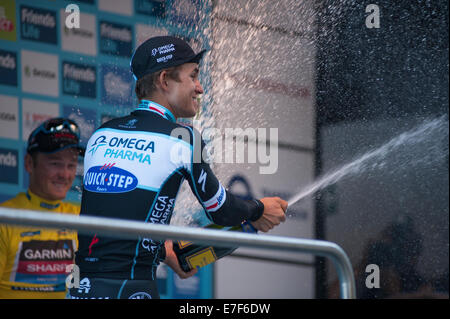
[{"x1": 173, "y1": 221, "x2": 257, "y2": 272}]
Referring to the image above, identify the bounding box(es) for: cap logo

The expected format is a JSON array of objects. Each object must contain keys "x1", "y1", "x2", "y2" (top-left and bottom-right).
[
  {"x1": 156, "y1": 54, "x2": 173, "y2": 63},
  {"x1": 151, "y1": 44, "x2": 176, "y2": 64},
  {"x1": 156, "y1": 43, "x2": 175, "y2": 55}
]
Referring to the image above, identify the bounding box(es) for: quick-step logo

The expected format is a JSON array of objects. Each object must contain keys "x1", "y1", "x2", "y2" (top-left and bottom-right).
[{"x1": 84, "y1": 163, "x2": 138, "y2": 193}]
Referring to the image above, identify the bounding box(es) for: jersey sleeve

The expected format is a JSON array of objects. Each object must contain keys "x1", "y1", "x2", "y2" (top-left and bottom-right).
[{"x1": 182, "y1": 126, "x2": 264, "y2": 226}]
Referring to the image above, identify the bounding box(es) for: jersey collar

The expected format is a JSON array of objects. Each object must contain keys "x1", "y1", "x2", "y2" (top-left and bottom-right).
[
  {"x1": 137, "y1": 100, "x2": 176, "y2": 123},
  {"x1": 26, "y1": 189, "x2": 61, "y2": 210}
]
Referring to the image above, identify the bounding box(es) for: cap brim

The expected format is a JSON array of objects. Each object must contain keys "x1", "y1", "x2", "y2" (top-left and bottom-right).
[
  {"x1": 188, "y1": 50, "x2": 206, "y2": 64},
  {"x1": 133, "y1": 49, "x2": 207, "y2": 80}
]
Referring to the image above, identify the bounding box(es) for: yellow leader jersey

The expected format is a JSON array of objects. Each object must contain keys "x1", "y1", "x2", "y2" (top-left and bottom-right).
[{"x1": 0, "y1": 190, "x2": 80, "y2": 299}]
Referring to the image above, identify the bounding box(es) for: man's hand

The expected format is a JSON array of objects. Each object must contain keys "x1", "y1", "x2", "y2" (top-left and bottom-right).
[
  {"x1": 163, "y1": 240, "x2": 198, "y2": 279},
  {"x1": 251, "y1": 197, "x2": 287, "y2": 232}
]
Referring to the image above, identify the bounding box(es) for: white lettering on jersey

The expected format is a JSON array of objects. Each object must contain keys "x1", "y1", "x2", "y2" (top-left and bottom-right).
[{"x1": 198, "y1": 169, "x2": 207, "y2": 193}]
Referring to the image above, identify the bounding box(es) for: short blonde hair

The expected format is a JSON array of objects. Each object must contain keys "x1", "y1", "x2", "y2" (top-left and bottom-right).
[{"x1": 135, "y1": 65, "x2": 182, "y2": 101}]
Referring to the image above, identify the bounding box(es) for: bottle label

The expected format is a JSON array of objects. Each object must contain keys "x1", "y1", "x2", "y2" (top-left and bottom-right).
[
  {"x1": 177, "y1": 240, "x2": 193, "y2": 249},
  {"x1": 241, "y1": 221, "x2": 258, "y2": 233},
  {"x1": 186, "y1": 247, "x2": 218, "y2": 269}
]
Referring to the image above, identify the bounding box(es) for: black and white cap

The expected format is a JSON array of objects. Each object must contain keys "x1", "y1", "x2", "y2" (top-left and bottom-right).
[{"x1": 130, "y1": 36, "x2": 206, "y2": 81}]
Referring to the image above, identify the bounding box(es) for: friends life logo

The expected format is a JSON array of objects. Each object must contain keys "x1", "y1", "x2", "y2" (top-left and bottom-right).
[
  {"x1": 99, "y1": 20, "x2": 133, "y2": 58},
  {"x1": 0, "y1": 148, "x2": 18, "y2": 184},
  {"x1": 62, "y1": 61, "x2": 96, "y2": 98},
  {"x1": 20, "y1": 5, "x2": 57, "y2": 44},
  {"x1": 21, "y1": 3, "x2": 80, "y2": 41},
  {"x1": 0, "y1": 49, "x2": 17, "y2": 86}
]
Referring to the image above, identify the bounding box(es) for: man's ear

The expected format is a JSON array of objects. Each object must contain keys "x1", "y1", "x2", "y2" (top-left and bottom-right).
[
  {"x1": 24, "y1": 153, "x2": 34, "y2": 175},
  {"x1": 158, "y1": 70, "x2": 170, "y2": 92}
]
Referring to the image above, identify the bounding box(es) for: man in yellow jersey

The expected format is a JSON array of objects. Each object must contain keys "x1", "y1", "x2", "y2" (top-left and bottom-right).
[{"x1": 0, "y1": 118, "x2": 84, "y2": 299}]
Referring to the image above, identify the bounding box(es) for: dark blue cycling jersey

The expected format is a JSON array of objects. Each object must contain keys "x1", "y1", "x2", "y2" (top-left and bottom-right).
[{"x1": 75, "y1": 100, "x2": 264, "y2": 280}]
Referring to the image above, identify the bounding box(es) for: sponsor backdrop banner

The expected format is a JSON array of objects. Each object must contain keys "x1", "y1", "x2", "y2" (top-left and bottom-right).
[{"x1": 0, "y1": 0, "x2": 212, "y2": 299}]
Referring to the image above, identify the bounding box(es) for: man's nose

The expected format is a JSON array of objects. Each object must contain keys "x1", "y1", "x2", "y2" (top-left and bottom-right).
[{"x1": 195, "y1": 80, "x2": 204, "y2": 94}]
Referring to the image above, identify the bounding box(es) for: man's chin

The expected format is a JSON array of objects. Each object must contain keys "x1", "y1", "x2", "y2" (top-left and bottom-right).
[
  {"x1": 180, "y1": 109, "x2": 197, "y2": 118},
  {"x1": 190, "y1": 104, "x2": 199, "y2": 117}
]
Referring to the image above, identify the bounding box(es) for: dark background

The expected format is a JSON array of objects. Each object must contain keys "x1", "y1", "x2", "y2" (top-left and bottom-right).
[{"x1": 315, "y1": 0, "x2": 449, "y2": 298}]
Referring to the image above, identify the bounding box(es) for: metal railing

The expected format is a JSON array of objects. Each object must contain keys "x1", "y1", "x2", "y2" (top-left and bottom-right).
[{"x1": 0, "y1": 207, "x2": 356, "y2": 299}]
